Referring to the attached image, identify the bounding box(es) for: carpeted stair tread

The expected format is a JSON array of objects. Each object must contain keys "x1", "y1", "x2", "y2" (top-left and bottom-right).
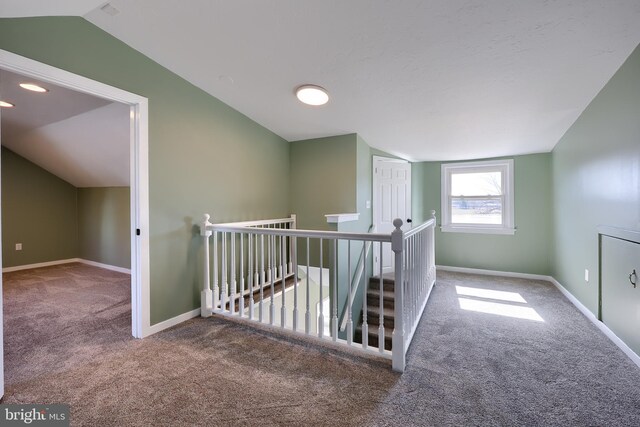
[
  {"x1": 354, "y1": 324, "x2": 393, "y2": 350},
  {"x1": 366, "y1": 288, "x2": 395, "y2": 309},
  {"x1": 366, "y1": 306, "x2": 395, "y2": 328},
  {"x1": 370, "y1": 275, "x2": 396, "y2": 292}
]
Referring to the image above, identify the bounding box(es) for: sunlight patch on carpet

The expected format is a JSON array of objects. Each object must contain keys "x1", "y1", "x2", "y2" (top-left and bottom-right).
[
  {"x1": 457, "y1": 297, "x2": 544, "y2": 322},
  {"x1": 455, "y1": 286, "x2": 527, "y2": 303}
]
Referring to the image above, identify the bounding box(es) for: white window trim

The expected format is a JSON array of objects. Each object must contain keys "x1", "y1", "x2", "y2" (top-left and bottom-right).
[{"x1": 441, "y1": 159, "x2": 515, "y2": 235}]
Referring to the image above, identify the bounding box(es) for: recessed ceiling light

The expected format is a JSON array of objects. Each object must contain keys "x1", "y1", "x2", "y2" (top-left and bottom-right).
[
  {"x1": 19, "y1": 83, "x2": 49, "y2": 93},
  {"x1": 0, "y1": 100, "x2": 15, "y2": 108},
  {"x1": 296, "y1": 85, "x2": 329, "y2": 106}
]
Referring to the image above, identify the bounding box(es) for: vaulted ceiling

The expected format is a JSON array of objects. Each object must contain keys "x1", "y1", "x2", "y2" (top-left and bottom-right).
[
  {"x1": 2, "y1": 1, "x2": 640, "y2": 161},
  {"x1": 0, "y1": 70, "x2": 130, "y2": 187}
]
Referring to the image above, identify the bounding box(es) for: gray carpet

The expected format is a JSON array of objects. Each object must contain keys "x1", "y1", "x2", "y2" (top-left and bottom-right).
[{"x1": 3, "y1": 266, "x2": 640, "y2": 426}]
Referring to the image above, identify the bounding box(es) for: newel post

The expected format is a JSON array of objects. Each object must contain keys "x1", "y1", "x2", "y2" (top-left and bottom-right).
[
  {"x1": 200, "y1": 214, "x2": 214, "y2": 317},
  {"x1": 430, "y1": 210, "x2": 436, "y2": 221},
  {"x1": 391, "y1": 218, "x2": 406, "y2": 372}
]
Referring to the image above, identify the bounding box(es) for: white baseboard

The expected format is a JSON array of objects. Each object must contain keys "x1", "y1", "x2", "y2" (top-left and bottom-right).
[
  {"x1": 437, "y1": 264, "x2": 640, "y2": 369},
  {"x1": 2, "y1": 258, "x2": 131, "y2": 274},
  {"x1": 2, "y1": 258, "x2": 80, "y2": 273},
  {"x1": 436, "y1": 265, "x2": 550, "y2": 281},
  {"x1": 77, "y1": 259, "x2": 131, "y2": 274},
  {"x1": 146, "y1": 308, "x2": 201, "y2": 336},
  {"x1": 547, "y1": 277, "x2": 640, "y2": 369}
]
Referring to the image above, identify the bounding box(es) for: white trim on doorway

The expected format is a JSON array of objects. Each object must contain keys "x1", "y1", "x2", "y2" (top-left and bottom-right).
[{"x1": 0, "y1": 49, "x2": 151, "y2": 340}]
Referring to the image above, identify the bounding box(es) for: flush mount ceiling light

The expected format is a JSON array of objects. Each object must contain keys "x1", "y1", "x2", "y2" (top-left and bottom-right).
[
  {"x1": 295, "y1": 85, "x2": 329, "y2": 106},
  {"x1": 19, "y1": 83, "x2": 49, "y2": 93},
  {"x1": 0, "y1": 100, "x2": 15, "y2": 108}
]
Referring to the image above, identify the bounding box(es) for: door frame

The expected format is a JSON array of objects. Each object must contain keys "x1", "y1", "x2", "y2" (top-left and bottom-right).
[
  {"x1": 372, "y1": 155, "x2": 411, "y2": 274},
  {"x1": 0, "y1": 49, "x2": 151, "y2": 349}
]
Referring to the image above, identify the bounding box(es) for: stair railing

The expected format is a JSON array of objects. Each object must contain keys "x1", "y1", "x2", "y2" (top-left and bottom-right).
[
  {"x1": 391, "y1": 210, "x2": 437, "y2": 371},
  {"x1": 199, "y1": 212, "x2": 436, "y2": 372},
  {"x1": 339, "y1": 225, "x2": 374, "y2": 334}
]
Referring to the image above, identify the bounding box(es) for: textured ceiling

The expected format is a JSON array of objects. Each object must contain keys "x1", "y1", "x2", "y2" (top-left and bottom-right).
[{"x1": 3, "y1": 1, "x2": 640, "y2": 161}]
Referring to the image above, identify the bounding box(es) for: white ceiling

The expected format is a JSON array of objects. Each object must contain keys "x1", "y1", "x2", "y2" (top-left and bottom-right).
[
  {"x1": 0, "y1": 0, "x2": 104, "y2": 18},
  {"x1": 0, "y1": 69, "x2": 130, "y2": 187},
  {"x1": 3, "y1": 102, "x2": 130, "y2": 187},
  {"x1": 1, "y1": 69, "x2": 111, "y2": 140},
  {"x1": 3, "y1": 1, "x2": 640, "y2": 161}
]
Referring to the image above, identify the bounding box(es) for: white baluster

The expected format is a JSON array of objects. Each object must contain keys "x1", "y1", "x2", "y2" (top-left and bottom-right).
[
  {"x1": 200, "y1": 214, "x2": 213, "y2": 317},
  {"x1": 230, "y1": 232, "x2": 236, "y2": 315},
  {"x1": 379, "y1": 243, "x2": 385, "y2": 353},
  {"x1": 270, "y1": 235, "x2": 276, "y2": 325},
  {"x1": 248, "y1": 233, "x2": 254, "y2": 321},
  {"x1": 292, "y1": 234, "x2": 299, "y2": 332},
  {"x1": 318, "y1": 239, "x2": 324, "y2": 338},
  {"x1": 221, "y1": 232, "x2": 228, "y2": 312},
  {"x1": 305, "y1": 237, "x2": 310, "y2": 334},
  {"x1": 239, "y1": 233, "x2": 245, "y2": 317},
  {"x1": 280, "y1": 234, "x2": 287, "y2": 328},
  {"x1": 361, "y1": 241, "x2": 368, "y2": 349},
  {"x1": 275, "y1": 224, "x2": 281, "y2": 279},
  {"x1": 289, "y1": 214, "x2": 296, "y2": 274},
  {"x1": 266, "y1": 226, "x2": 272, "y2": 283},
  {"x1": 332, "y1": 239, "x2": 338, "y2": 342},
  {"x1": 259, "y1": 234, "x2": 265, "y2": 323},
  {"x1": 254, "y1": 231, "x2": 259, "y2": 295},
  {"x1": 347, "y1": 240, "x2": 353, "y2": 345},
  {"x1": 213, "y1": 230, "x2": 219, "y2": 311},
  {"x1": 260, "y1": 232, "x2": 266, "y2": 286}
]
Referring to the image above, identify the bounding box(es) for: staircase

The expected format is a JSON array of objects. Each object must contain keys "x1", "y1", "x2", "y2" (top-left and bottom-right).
[{"x1": 354, "y1": 275, "x2": 395, "y2": 350}]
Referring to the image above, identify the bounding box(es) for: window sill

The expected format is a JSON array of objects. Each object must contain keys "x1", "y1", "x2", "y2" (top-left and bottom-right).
[{"x1": 441, "y1": 226, "x2": 516, "y2": 235}]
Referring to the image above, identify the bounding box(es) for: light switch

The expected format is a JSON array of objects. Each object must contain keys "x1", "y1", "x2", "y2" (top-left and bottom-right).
[
  {"x1": 584, "y1": 269, "x2": 589, "y2": 282},
  {"x1": 15, "y1": 243, "x2": 22, "y2": 251}
]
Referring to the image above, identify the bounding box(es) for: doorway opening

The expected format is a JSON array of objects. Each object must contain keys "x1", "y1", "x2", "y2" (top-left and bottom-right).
[{"x1": 0, "y1": 49, "x2": 150, "y2": 397}]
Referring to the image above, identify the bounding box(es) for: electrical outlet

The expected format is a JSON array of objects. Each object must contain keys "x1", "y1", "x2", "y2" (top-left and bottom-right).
[
  {"x1": 584, "y1": 269, "x2": 589, "y2": 282},
  {"x1": 366, "y1": 200, "x2": 371, "y2": 209},
  {"x1": 15, "y1": 243, "x2": 22, "y2": 251}
]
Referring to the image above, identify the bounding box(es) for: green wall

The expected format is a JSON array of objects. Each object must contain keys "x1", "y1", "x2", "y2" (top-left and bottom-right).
[
  {"x1": 417, "y1": 153, "x2": 553, "y2": 275},
  {"x1": 290, "y1": 134, "x2": 357, "y2": 231},
  {"x1": 1, "y1": 147, "x2": 78, "y2": 267},
  {"x1": 78, "y1": 187, "x2": 130, "y2": 269},
  {"x1": 0, "y1": 17, "x2": 291, "y2": 324},
  {"x1": 551, "y1": 44, "x2": 640, "y2": 314}
]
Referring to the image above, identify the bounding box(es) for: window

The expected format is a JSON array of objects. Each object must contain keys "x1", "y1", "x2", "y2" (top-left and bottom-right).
[{"x1": 441, "y1": 159, "x2": 515, "y2": 234}]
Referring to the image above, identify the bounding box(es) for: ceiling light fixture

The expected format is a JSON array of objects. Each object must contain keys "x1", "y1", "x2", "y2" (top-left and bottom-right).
[
  {"x1": 0, "y1": 100, "x2": 15, "y2": 108},
  {"x1": 19, "y1": 83, "x2": 49, "y2": 93},
  {"x1": 296, "y1": 85, "x2": 329, "y2": 106}
]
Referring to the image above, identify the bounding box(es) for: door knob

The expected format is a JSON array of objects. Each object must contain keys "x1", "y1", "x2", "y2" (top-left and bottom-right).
[
  {"x1": 630, "y1": 269, "x2": 637, "y2": 289},
  {"x1": 406, "y1": 218, "x2": 412, "y2": 224}
]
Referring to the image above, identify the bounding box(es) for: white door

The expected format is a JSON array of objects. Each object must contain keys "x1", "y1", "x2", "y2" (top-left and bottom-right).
[{"x1": 373, "y1": 157, "x2": 411, "y2": 275}]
